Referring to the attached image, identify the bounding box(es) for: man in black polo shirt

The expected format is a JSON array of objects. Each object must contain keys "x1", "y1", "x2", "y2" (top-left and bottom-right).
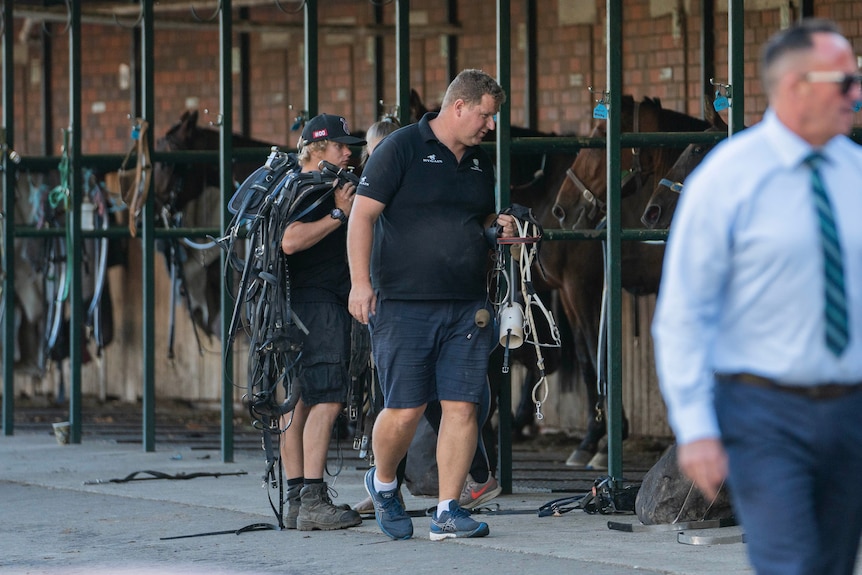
[{"x1": 347, "y1": 69, "x2": 516, "y2": 541}]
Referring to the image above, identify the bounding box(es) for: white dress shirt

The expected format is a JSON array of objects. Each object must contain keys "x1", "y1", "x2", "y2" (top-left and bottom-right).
[{"x1": 653, "y1": 109, "x2": 862, "y2": 444}]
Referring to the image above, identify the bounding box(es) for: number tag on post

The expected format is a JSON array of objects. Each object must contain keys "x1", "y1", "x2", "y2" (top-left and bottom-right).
[
  {"x1": 713, "y1": 90, "x2": 729, "y2": 112},
  {"x1": 593, "y1": 102, "x2": 608, "y2": 120}
]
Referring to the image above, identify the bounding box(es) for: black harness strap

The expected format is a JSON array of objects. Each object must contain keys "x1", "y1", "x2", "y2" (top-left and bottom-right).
[{"x1": 84, "y1": 469, "x2": 248, "y2": 484}]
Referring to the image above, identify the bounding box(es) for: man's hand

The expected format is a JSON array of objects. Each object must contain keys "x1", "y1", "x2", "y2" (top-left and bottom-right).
[
  {"x1": 334, "y1": 182, "x2": 356, "y2": 216},
  {"x1": 676, "y1": 438, "x2": 728, "y2": 500},
  {"x1": 496, "y1": 213, "x2": 517, "y2": 238},
  {"x1": 348, "y1": 283, "x2": 376, "y2": 325}
]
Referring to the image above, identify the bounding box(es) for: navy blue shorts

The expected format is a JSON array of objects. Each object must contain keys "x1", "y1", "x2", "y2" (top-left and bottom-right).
[
  {"x1": 293, "y1": 300, "x2": 351, "y2": 406},
  {"x1": 369, "y1": 299, "x2": 494, "y2": 409}
]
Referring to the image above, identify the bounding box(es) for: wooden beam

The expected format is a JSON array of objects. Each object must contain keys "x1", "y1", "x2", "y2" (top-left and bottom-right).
[{"x1": 11, "y1": 4, "x2": 462, "y2": 37}]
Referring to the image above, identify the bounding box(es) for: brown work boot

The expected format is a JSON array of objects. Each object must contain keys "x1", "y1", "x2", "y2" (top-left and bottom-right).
[
  {"x1": 297, "y1": 483, "x2": 362, "y2": 531},
  {"x1": 285, "y1": 483, "x2": 302, "y2": 530}
]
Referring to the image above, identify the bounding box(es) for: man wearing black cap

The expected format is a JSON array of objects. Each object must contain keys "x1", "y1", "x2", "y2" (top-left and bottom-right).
[{"x1": 279, "y1": 113, "x2": 365, "y2": 531}]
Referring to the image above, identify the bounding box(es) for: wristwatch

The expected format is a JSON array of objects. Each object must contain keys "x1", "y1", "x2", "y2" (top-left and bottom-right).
[{"x1": 330, "y1": 207, "x2": 348, "y2": 225}]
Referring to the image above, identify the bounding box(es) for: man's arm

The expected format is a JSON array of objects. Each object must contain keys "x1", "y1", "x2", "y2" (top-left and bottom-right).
[
  {"x1": 281, "y1": 182, "x2": 356, "y2": 255},
  {"x1": 347, "y1": 194, "x2": 385, "y2": 324}
]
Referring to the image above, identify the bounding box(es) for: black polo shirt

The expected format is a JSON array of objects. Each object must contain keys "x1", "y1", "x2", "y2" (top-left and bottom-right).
[
  {"x1": 285, "y1": 188, "x2": 348, "y2": 305},
  {"x1": 357, "y1": 112, "x2": 496, "y2": 301}
]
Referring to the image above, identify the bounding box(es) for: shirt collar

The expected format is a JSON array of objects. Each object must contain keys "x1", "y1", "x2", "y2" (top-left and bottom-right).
[
  {"x1": 417, "y1": 111, "x2": 481, "y2": 161},
  {"x1": 762, "y1": 108, "x2": 842, "y2": 168},
  {"x1": 418, "y1": 112, "x2": 439, "y2": 143}
]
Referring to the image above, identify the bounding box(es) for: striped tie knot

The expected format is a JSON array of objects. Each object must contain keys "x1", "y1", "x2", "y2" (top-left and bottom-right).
[{"x1": 804, "y1": 151, "x2": 849, "y2": 356}]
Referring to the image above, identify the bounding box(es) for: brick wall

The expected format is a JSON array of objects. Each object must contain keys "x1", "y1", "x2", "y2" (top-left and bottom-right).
[{"x1": 6, "y1": 1, "x2": 861, "y2": 156}]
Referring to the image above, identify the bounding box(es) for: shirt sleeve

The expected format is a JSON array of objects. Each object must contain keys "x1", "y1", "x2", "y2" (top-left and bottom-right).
[{"x1": 651, "y1": 149, "x2": 734, "y2": 444}]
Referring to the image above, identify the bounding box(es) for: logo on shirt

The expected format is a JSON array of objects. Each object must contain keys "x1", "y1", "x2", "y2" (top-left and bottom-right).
[
  {"x1": 470, "y1": 158, "x2": 483, "y2": 172},
  {"x1": 422, "y1": 154, "x2": 444, "y2": 164},
  {"x1": 358, "y1": 176, "x2": 369, "y2": 187}
]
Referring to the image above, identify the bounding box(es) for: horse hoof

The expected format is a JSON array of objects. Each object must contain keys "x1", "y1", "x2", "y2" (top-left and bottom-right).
[
  {"x1": 585, "y1": 451, "x2": 608, "y2": 470},
  {"x1": 565, "y1": 448, "x2": 595, "y2": 468}
]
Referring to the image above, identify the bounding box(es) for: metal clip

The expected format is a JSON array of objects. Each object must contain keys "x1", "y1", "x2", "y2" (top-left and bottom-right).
[
  {"x1": 204, "y1": 109, "x2": 224, "y2": 127},
  {"x1": 589, "y1": 86, "x2": 610, "y2": 119},
  {"x1": 709, "y1": 79, "x2": 733, "y2": 111},
  {"x1": 289, "y1": 106, "x2": 309, "y2": 132}
]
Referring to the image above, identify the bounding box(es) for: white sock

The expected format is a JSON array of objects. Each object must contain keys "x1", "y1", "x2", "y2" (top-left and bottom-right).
[
  {"x1": 437, "y1": 499, "x2": 455, "y2": 517},
  {"x1": 374, "y1": 474, "x2": 398, "y2": 494}
]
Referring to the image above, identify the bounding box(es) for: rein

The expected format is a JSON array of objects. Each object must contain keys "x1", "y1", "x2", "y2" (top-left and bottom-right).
[{"x1": 119, "y1": 119, "x2": 152, "y2": 237}]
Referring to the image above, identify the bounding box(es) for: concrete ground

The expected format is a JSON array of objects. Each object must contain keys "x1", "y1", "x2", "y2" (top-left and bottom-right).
[{"x1": 0, "y1": 426, "x2": 756, "y2": 575}]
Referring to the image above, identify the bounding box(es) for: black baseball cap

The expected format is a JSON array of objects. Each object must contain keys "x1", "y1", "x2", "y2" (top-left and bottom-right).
[{"x1": 299, "y1": 114, "x2": 366, "y2": 147}]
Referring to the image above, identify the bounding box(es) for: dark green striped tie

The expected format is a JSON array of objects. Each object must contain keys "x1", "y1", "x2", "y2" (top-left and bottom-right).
[{"x1": 805, "y1": 152, "x2": 849, "y2": 356}]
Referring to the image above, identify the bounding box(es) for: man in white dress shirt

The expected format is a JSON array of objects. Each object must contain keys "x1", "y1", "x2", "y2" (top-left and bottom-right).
[{"x1": 653, "y1": 18, "x2": 862, "y2": 575}]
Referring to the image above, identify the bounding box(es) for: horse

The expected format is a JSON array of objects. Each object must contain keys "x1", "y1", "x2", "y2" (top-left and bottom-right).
[
  {"x1": 151, "y1": 109, "x2": 286, "y2": 344},
  {"x1": 640, "y1": 107, "x2": 728, "y2": 229},
  {"x1": 537, "y1": 96, "x2": 711, "y2": 467}
]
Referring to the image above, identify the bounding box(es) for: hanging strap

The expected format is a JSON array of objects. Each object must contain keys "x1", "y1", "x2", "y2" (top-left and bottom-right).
[
  {"x1": 496, "y1": 204, "x2": 561, "y2": 421},
  {"x1": 120, "y1": 119, "x2": 152, "y2": 237}
]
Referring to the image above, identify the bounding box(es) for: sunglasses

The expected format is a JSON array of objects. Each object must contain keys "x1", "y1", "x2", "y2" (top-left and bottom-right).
[{"x1": 804, "y1": 71, "x2": 862, "y2": 95}]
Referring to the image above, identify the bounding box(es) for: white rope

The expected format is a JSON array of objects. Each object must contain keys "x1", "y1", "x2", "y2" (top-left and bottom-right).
[{"x1": 511, "y1": 217, "x2": 561, "y2": 421}]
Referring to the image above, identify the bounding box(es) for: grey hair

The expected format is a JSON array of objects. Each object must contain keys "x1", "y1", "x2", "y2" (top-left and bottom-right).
[{"x1": 760, "y1": 18, "x2": 842, "y2": 95}]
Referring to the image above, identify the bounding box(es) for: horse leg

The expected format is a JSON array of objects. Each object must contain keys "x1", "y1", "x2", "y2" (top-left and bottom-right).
[
  {"x1": 553, "y1": 280, "x2": 607, "y2": 468},
  {"x1": 565, "y1": 330, "x2": 606, "y2": 467},
  {"x1": 512, "y1": 370, "x2": 537, "y2": 440}
]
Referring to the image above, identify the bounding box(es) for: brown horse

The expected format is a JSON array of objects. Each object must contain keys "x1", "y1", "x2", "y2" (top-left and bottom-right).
[
  {"x1": 152, "y1": 110, "x2": 285, "y2": 344},
  {"x1": 537, "y1": 96, "x2": 710, "y2": 467},
  {"x1": 640, "y1": 108, "x2": 728, "y2": 229}
]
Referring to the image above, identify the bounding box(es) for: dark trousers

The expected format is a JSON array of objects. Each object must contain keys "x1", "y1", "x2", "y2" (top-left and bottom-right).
[{"x1": 715, "y1": 380, "x2": 862, "y2": 575}]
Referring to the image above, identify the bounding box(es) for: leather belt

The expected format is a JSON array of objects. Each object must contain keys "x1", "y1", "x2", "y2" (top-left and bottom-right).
[{"x1": 715, "y1": 372, "x2": 862, "y2": 400}]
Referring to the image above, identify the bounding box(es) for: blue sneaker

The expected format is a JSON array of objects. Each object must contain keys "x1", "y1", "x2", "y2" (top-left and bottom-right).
[
  {"x1": 364, "y1": 467, "x2": 413, "y2": 540},
  {"x1": 430, "y1": 501, "x2": 490, "y2": 541}
]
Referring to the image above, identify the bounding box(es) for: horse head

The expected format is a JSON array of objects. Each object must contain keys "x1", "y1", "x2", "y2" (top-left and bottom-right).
[
  {"x1": 409, "y1": 88, "x2": 433, "y2": 122},
  {"x1": 152, "y1": 109, "x2": 218, "y2": 220},
  {"x1": 641, "y1": 106, "x2": 728, "y2": 229},
  {"x1": 551, "y1": 96, "x2": 710, "y2": 231}
]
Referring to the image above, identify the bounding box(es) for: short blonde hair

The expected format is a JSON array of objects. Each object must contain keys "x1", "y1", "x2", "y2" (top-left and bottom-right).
[
  {"x1": 298, "y1": 139, "x2": 328, "y2": 164},
  {"x1": 440, "y1": 69, "x2": 506, "y2": 111}
]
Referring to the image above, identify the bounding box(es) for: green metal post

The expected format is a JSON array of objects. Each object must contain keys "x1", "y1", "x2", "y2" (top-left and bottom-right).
[
  {"x1": 524, "y1": 0, "x2": 537, "y2": 129},
  {"x1": 141, "y1": 0, "x2": 157, "y2": 452},
  {"x1": 396, "y1": 0, "x2": 411, "y2": 127},
  {"x1": 445, "y1": 1, "x2": 458, "y2": 82},
  {"x1": 68, "y1": 0, "x2": 83, "y2": 444},
  {"x1": 700, "y1": 0, "x2": 715, "y2": 120},
  {"x1": 496, "y1": 0, "x2": 513, "y2": 496},
  {"x1": 727, "y1": 0, "x2": 745, "y2": 135},
  {"x1": 2, "y1": 0, "x2": 15, "y2": 436},
  {"x1": 220, "y1": 0, "x2": 235, "y2": 463},
  {"x1": 372, "y1": 3, "x2": 384, "y2": 115},
  {"x1": 605, "y1": 0, "x2": 624, "y2": 486},
  {"x1": 304, "y1": 0, "x2": 318, "y2": 118}
]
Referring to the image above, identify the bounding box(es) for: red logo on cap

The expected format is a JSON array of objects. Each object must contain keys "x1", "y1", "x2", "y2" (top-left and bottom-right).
[{"x1": 312, "y1": 129, "x2": 329, "y2": 139}]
